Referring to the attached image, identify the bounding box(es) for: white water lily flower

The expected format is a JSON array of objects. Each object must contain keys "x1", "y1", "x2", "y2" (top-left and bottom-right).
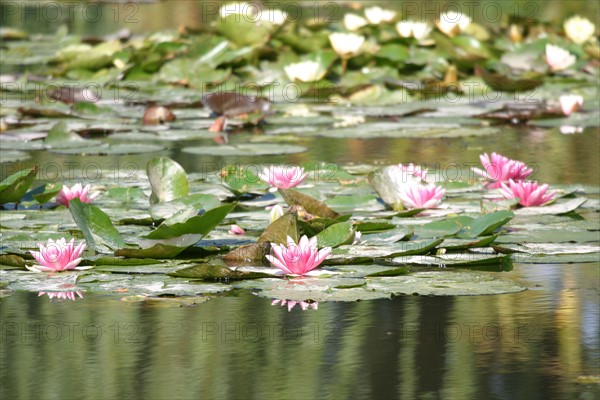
[
  {"x1": 396, "y1": 21, "x2": 432, "y2": 40},
  {"x1": 564, "y1": 16, "x2": 595, "y2": 44},
  {"x1": 259, "y1": 9, "x2": 287, "y2": 25},
  {"x1": 329, "y1": 32, "x2": 365, "y2": 57},
  {"x1": 559, "y1": 94, "x2": 584, "y2": 115},
  {"x1": 219, "y1": 2, "x2": 258, "y2": 18},
  {"x1": 284, "y1": 60, "x2": 327, "y2": 82},
  {"x1": 436, "y1": 11, "x2": 471, "y2": 36},
  {"x1": 344, "y1": 13, "x2": 368, "y2": 31},
  {"x1": 545, "y1": 44, "x2": 576, "y2": 71},
  {"x1": 364, "y1": 6, "x2": 396, "y2": 25}
]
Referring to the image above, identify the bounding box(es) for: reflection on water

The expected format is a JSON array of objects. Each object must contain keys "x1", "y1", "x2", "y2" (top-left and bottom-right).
[{"x1": 1, "y1": 264, "x2": 598, "y2": 399}]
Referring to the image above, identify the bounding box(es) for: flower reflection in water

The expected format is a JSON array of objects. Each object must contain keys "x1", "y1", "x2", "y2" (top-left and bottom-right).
[
  {"x1": 38, "y1": 291, "x2": 84, "y2": 301},
  {"x1": 272, "y1": 299, "x2": 318, "y2": 312}
]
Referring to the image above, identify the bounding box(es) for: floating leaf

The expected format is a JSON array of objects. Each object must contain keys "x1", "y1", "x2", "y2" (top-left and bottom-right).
[
  {"x1": 367, "y1": 271, "x2": 524, "y2": 296},
  {"x1": 143, "y1": 203, "x2": 236, "y2": 240},
  {"x1": 315, "y1": 221, "x2": 354, "y2": 248},
  {"x1": 391, "y1": 253, "x2": 510, "y2": 268},
  {"x1": 220, "y1": 165, "x2": 269, "y2": 195},
  {"x1": 279, "y1": 189, "x2": 339, "y2": 219},
  {"x1": 514, "y1": 198, "x2": 587, "y2": 216},
  {"x1": 0, "y1": 167, "x2": 37, "y2": 204},
  {"x1": 458, "y1": 211, "x2": 514, "y2": 238},
  {"x1": 149, "y1": 194, "x2": 221, "y2": 221},
  {"x1": 202, "y1": 92, "x2": 271, "y2": 118},
  {"x1": 475, "y1": 65, "x2": 543, "y2": 92},
  {"x1": 147, "y1": 157, "x2": 189, "y2": 205},
  {"x1": 297, "y1": 215, "x2": 352, "y2": 236},
  {"x1": 223, "y1": 242, "x2": 271, "y2": 264},
  {"x1": 68, "y1": 198, "x2": 126, "y2": 253},
  {"x1": 0, "y1": 254, "x2": 26, "y2": 268},
  {"x1": 44, "y1": 121, "x2": 87, "y2": 148},
  {"x1": 258, "y1": 213, "x2": 299, "y2": 245},
  {"x1": 169, "y1": 263, "x2": 270, "y2": 280},
  {"x1": 115, "y1": 244, "x2": 190, "y2": 259},
  {"x1": 31, "y1": 183, "x2": 63, "y2": 204}
]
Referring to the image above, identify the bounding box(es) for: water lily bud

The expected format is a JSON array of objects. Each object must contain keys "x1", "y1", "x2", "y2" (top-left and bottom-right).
[
  {"x1": 269, "y1": 204, "x2": 285, "y2": 223},
  {"x1": 509, "y1": 24, "x2": 523, "y2": 43},
  {"x1": 564, "y1": 16, "x2": 595, "y2": 45},
  {"x1": 352, "y1": 230, "x2": 362, "y2": 245},
  {"x1": 143, "y1": 105, "x2": 176, "y2": 125},
  {"x1": 229, "y1": 224, "x2": 245, "y2": 235}
]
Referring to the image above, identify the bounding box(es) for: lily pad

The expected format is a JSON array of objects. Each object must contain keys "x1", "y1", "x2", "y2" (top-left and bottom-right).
[
  {"x1": 169, "y1": 263, "x2": 271, "y2": 281},
  {"x1": 68, "y1": 198, "x2": 126, "y2": 253},
  {"x1": 315, "y1": 221, "x2": 355, "y2": 248},
  {"x1": 0, "y1": 167, "x2": 37, "y2": 204},
  {"x1": 279, "y1": 189, "x2": 339, "y2": 219},
  {"x1": 147, "y1": 157, "x2": 189, "y2": 204},
  {"x1": 257, "y1": 213, "x2": 299, "y2": 245}
]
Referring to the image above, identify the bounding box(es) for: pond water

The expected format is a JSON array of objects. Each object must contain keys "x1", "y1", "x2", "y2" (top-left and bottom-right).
[
  {"x1": 1, "y1": 263, "x2": 599, "y2": 399},
  {"x1": 1, "y1": 1, "x2": 600, "y2": 399}
]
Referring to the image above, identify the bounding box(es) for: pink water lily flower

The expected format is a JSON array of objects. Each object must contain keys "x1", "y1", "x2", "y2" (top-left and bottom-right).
[
  {"x1": 499, "y1": 179, "x2": 556, "y2": 207},
  {"x1": 472, "y1": 152, "x2": 533, "y2": 188},
  {"x1": 272, "y1": 299, "x2": 318, "y2": 311},
  {"x1": 398, "y1": 183, "x2": 445, "y2": 209},
  {"x1": 266, "y1": 235, "x2": 332, "y2": 276},
  {"x1": 38, "y1": 291, "x2": 84, "y2": 301},
  {"x1": 559, "y1": 94, "x2": 584, "y2": 116},
  {"x1": 56, "y1": 183, "x2": 99, "y2": 207},
  {"x1": 27, "y1": 238, "x2": 88, "y2": 273},
  {"x1": 229, "y1": 224, "x2": 245, "y2": 235},
  {"x1": 259, "y1": 165, "x2": 308, "y2": 189}
]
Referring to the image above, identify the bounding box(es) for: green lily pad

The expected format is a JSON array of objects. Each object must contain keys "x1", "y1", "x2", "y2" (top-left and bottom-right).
[
  {"x1": 0, "y1": 167, "x2": 37, "y2": 204},
  {"x1": 458, "y1": 211, "x2": 514, "y2": 238},
  {"x1": 367, "y1": 271, "x2": 525, "y2": 296},
  {"x1": 514, "y1": 198, "x2": 587, "y2": 216},
  {"x1": 325, "y1": 239, "x2": 443, "y2": 265},
  {"x1": 44, "y1": 121, "x2": 88, "y2": 148},
  {"x1": 315, "y1": 221, "x2": 354, "y2": 248},
  {"x1": 279, "y1": 188, "x2": 339, "y2": 219},
  {"x1": 143, "y1": 203, "x2": 236, "y2": 240},
  {"x1": 223, "y1": 242, "x2": 271, "y2": 264},
  {"x1": 50, "y1": 143, "x2": 164, "y2": 155},
  {"x1": 68, "y1": 198, "x2": 126, "y2": 253},
  {"x1": 31, "y1": 183, "x2": 63, "y2": 204},
  {"x1": 324, "y1": 194, "x2": 385, "y2": 213},
  {"x1": 149, "y1": 194, "x2": 221, "y2": 221},
  {"x1": 169, "y1": 263, "x2": 271, "y2": 281},
  {"x1": 147, "y1": 157, "x2": 189, "y2": 205},
  {"x1": 257, "y1": 213, "x2": 299, "y2": 245},
  {"x1": 221, "y1": 165, "x2": 269, "y2": 195}
]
